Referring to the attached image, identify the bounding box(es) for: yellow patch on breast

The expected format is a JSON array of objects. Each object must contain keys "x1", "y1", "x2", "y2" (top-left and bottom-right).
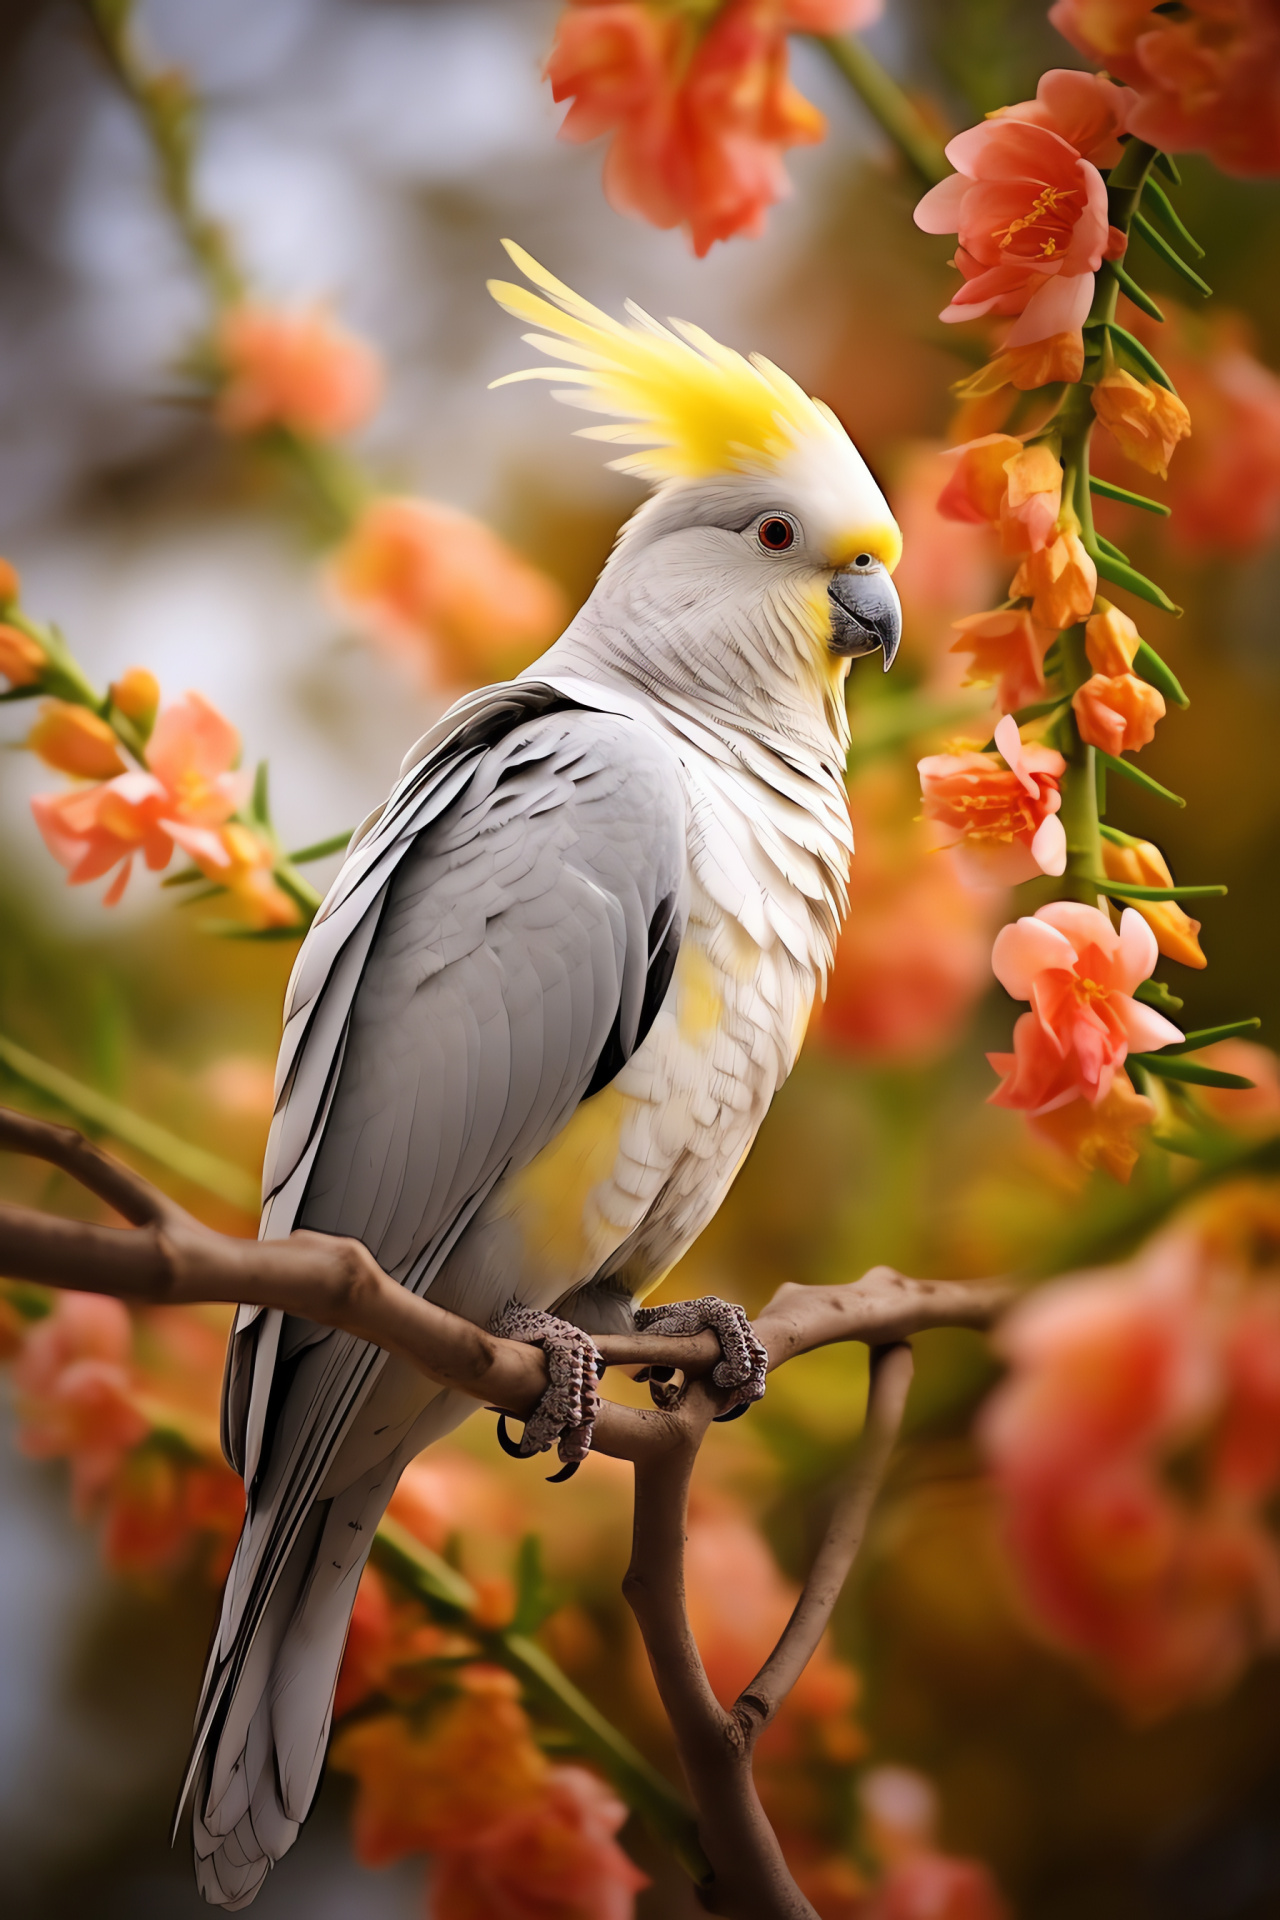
[
  {"x1": 675, "y1": 942, "x2": 723, "y2": 1042},
  {"x1": 503, "y1": 1085, "x2": 629, "y2": 1279}
]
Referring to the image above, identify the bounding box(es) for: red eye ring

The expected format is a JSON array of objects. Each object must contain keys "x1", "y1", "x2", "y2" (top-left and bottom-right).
[{"x1": 757, "y1": 516, "x2": 795, "y2": 552}]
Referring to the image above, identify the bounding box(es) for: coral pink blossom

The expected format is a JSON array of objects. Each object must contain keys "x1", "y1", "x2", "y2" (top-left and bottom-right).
[
  {"x1": 432, "y1": 1766, "x2": 648, "y2": 1920},
  {"x1": 30, "y1": 691, "x2": 250, "y2": 905},
  {"x1": 919, "y1": 713, "x2": 1066, "y2": 887},
  {"x1": 1051, "y1": 0, "x2": 1280, "y2": 175},
  {"x1": 914, "y1": 116, "x2": 1126, "y2": 349},
  {"x1": 950, "y1": 607, "x2": 1057, "y2": 713},
  {"x1": 0, "y1": 622, "x2": 45, "y2": 688},
  {"x1": 215, "y1": 304, "x2": 382, "y2": 439},
  {"x1": 937, "y1": 435, "x2": 1062, "y2": 554},
  {"x1": 885, "y1": 443, "x2": 1002, "y2": 682},
  {"x1": 982, "y1": 1225, "x2": 1280, "y2": 1714},
  {"x1": 989, "y1": 66, "x2": 1137, "y2": 166},
  {"x1": 988, "y1": 900, "x2": 1182, "y2": 1114},
  {"x1": 1071, "y1": 670, "x2": 1165, "y2": 755},
  {"x1": 328, "y1": 497, "x2": 566, "y2": 689},
  {"x1": 12, "y1": 1293, "x2": 147, "y2": 1514},
  {"x1": 547, "y1": 1, "x2": 881, "y2": 256}
]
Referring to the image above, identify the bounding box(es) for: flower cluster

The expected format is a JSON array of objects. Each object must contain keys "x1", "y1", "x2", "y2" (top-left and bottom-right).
[
  {"x1": 1051, "y1": 0, "x2": 1280, "y2": 177},
  {"x1": 912, "y1": 63, "x2": 1256, "y2": 1179},
  {"x1": 982, "y1": 1193, "x2": 1280, "y2": 1717},
  {"x1": 546, "y1": 0, "x2": 882, "y2": 255},
  {"x1": 6, "y1": 1289, "x2": 244, "y2": 1580}
]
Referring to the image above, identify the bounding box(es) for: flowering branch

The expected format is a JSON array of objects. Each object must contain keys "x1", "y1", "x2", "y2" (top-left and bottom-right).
[{"x1": 0, "y1": 1101, "x2": 1009, "y2": 1912}]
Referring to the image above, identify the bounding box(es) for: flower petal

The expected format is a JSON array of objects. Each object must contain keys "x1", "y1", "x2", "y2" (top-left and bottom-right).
[{"x1": 992, "y1": 914, "x2": 1078, "y2": 1000}]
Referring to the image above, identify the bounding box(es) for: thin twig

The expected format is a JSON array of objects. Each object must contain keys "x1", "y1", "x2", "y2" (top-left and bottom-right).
[{"x1": 735, "y1": 1343, "x2": 913, "y2": 1732}]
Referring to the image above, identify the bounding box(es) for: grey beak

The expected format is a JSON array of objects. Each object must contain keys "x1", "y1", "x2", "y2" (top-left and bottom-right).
[{"x1": 828, "y1": 567, "x2": 902, "y2": 672}]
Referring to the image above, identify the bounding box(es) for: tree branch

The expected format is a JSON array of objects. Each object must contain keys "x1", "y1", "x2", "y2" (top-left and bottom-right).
[{"x1": 0, "y1": 1105, "x2": 1013, "y2": 1917}]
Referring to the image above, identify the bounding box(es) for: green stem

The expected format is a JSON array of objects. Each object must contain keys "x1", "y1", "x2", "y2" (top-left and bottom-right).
[
  {"x1": 816, "y1": 35, "x2": 949, "y2": 189},
  {"x1": 370, "y1": 1521, "x2": 710, "y2": 1882}
]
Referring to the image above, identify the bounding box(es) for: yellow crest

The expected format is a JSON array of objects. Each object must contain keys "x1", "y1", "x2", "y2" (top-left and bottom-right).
[{"x1": 487, "y1": 241, "x2": 856, "y2": 486}]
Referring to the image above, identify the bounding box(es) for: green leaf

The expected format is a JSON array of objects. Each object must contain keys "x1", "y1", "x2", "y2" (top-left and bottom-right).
[
  {"x1": 1141, "y1": 177, "x2": 1204, "y2": 257},
  {"x1": 1132, "y1": 211, "x2": 1212, "y2": 296},
  {"x1": 1128, "y1": 1054, "x2": 1255, "y2": 1090},
  {"x1": 285, "y1": 831, "x2": 352, "y2": 865},
  {"x1": 0, "y1": 1031, "x2": 260, "y2": 1210},
  {"x1": 1096, "y1": 534, "x2": 1131, "y2": 565},
  {"x1": 1095, "y1": 749, "x2": 1185, "y2": 806},
  {"x1": 251, "y1": 759, "x2": 271, "y2": 828},
  {"x1": 1134, "y1": 639, "x2": 1189, "y2": 708},
  {"x1": 1155, "y1": 150, "x2": 1182, "y2": 186},
  {"x1": 1095, "y1": 876, "x2": 1226, "y2": 901},
  {"x1": 1162, "y1": 1018, "x2": 1262, "y2": 1056},
  {"x1": 160, "y1": 864, "x2": 206, "y2": 888},
  {"x1": 512, "y1": 1535, "x2": 557, "y2": 1637},
  {"x1": 1107, "y1": 262, "x2": 1165, "y2": 323},
  {"x1": 198, "y1": 920, "x2": 305, "y2": 941},
  {"x1": 1135, "y1": 978, "x2": 1184, "y2": 1015},
  {"x1": 1090, "y1": 545, "x2": 1182, "y2": 615},
  {"x1": 1089, "y1": 475, "x2": 1171, "y2": 517},
  {"x1": 1093, "y1": 321, "x2": 1178, "y2": 394}
]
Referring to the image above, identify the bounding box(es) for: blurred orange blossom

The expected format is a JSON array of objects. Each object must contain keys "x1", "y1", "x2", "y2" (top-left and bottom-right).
[
  {"x1": 987, "y1": 900, "x2": 1182, "y2": 1113},
  {"x1": 1050, "y1": 0, "x2": 1280, "y2": 175},
  {"x1": 328, "y1": 496, "x2": 566, "y2": 689},
  {"x1": 546, "y1": 0, "x2": 882, "y2": 256},
  {"x1": 949, "y1": 607, "x2": 1056, "y2": 714},
  {"x1": 214, "y1": 303, "x2": 383, "y2": 440},
  {"x1": 937, "y1": 434, "x2": 1062, "y2": 556}
]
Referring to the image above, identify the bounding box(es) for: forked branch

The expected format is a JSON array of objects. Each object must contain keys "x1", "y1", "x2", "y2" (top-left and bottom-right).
[{"x1": 0, "y1": 1105, "x2": 1011, "y2": 1916}]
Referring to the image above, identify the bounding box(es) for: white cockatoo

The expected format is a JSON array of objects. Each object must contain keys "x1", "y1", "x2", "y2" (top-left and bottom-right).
[{"x1": 184, "y1": 242, "x2": 902, "y2": 1906}]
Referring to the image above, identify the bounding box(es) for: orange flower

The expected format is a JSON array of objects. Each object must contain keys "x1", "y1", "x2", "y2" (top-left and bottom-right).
[
  {"x1": 919, "y1": 713, "x2": 1066, "y2": 886},
  {"x1": 1028, "y1": 1069, "x2": 1157, "y2": 1183},
  {"x1": 1072, "y1": 670, "x2": 1165, "y2": 755},
  {"x1": 331, "y1": 1666, "x2": 548, "y2": 1864},
  {"x1": 1010, "y1": 524, "x2": 1097, "y2": 628},
  {"x1": 0, "y1": 621, "x2": 44, "y2": 688},
  {"x1": 937, "y1": 436, "x2": 1061, "y2": 554},
  {"x1": 1198, "y1": 1040, "x2": 1280, "y2": 1128},
  {"x1": 333, "y1": 1563, "x2": 447, "y2": 1717},
  {"x1": 109, "y1": 666, "x2": 160, "y2": 732},
  {"x1": 101, "y1": 1448, "x2": 245, "y2": 1580},
  {"x1": 328, "y1": 496, "x2": 566, "y2": 688},
  {"x1": 1101, "y1": 835, "x2": 1206, "y2": 969},
  {"x1": 214, "y1": 304, "x2": 382, "y2": 439},
  {"x1": 547, "y1": 1, "x2": 881, "y2": 256},
  {"x1": 1051, "y1": 0, "x2": 1280, "y2": 175},
  {"x1": 981, "y1": 1223, "x2": 1280, "y2": 1715},
  {"x1": 950, "y1": 606, "x2": 1057, "y2": 713},
  {"x1": 11, "y1": 1293, "x2": 147, "y2": 1514},
  {"x1": 954, "y1": 331, "x2": 1085, "y2": 397},
  {"x1": 818, "y1": 764, "x2": 1000, "y2": 1065},
  {"x1": 884, "y1": 443, "x2": 1002, "y2": 681},
  {"x1": 27, "y1": 702, "x2": 127, "y2": 780},
  {"x1": 859, "y1": 1767, "x2": 1011, "y2": 1919},
  {"x1": 1084, "y1": 601, "x2": 1141, "y2": 675},
  {"x1": 1091, "y1": 370, "x2": 1191, "y2": 479},
  {"x1": 987, "y1": 65, "x2": 1136, "y2": 166},
  {"x1": 988, "y1": 900, "x2": 1182, "y2": 1114},
  {"x1": 432, "y1": 1766, "x2": 648, "y2": 1920},
  {"x1": 168, "y1": 820, "x2": 298, "y2": 930},
  {"x1": 30, "y1": 690, "x2": 250, "y2": 906},
  {"x1": 914, "y1": 99, "x2": 1127, "y2": 356},
  {"x1": 0, "y1": 556, "x2": 20, "y2": 601}
]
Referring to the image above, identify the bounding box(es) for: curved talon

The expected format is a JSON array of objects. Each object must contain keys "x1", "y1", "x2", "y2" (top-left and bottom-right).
[
  {"x1": 495, "y1": 1411, "x2": 529, "y2": 1458},
  {"x1": 546, "y1": 1459, "x2": 581, "y2": 1483},
  {"x1": 713, "y1": 1399, "x2": 752, "y2": 1423}
]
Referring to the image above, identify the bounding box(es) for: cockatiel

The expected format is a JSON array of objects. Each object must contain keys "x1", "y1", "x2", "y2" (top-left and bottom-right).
[{"x1": 185, "y1": 242, "x2": 902, "y2": 1907}]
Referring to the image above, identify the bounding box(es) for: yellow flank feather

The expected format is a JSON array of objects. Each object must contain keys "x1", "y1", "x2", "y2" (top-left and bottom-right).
[{"x1": 488, "y1": 240, "x2": 855, "y2": 485}]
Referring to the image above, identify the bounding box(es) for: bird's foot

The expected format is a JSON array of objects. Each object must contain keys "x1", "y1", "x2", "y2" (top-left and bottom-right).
[
  {"x1": 632, "y1": 1295, "x2": 768, "y2": 1418},
  {"x1": 489, "y1": 1301, "x2": 604, "y2": 1475}
]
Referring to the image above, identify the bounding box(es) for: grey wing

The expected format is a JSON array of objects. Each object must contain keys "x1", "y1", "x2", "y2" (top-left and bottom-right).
[{"x1": 192, "y1": 692, "x2": 686, "y2": 1787}]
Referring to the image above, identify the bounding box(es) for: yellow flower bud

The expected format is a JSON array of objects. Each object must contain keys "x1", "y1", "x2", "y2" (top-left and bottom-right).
[
  {"x1": 28, "y1": 701, "x2": 127, "y2": 780},
  {"x1": 0, "y1": 621, "x2": 44, "y2": 689},
  {"x1": 109, "y1": 666, "x2": 161, "y2": 732},
  {"x1": 1102, "y1": 836, "x2": 1206, "y2": 969}
]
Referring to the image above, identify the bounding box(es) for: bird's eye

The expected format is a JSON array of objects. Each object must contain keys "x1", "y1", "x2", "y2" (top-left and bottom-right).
[
  {"x1": 854, "y1": 552, "x2": 874, "y2": 568},
  {"x1": 756, "y1": 516, "x2": 796, "y2": 553}
]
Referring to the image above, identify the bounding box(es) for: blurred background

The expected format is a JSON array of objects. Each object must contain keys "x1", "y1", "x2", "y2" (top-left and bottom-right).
[{"x1": 2, "y1": 1, "x2": 1280, "y2": 1915}]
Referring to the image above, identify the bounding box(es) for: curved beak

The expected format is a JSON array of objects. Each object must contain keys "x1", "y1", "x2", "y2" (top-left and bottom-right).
[{"x1": 828, "y1": 567, "x2": 902, "y2": 672}]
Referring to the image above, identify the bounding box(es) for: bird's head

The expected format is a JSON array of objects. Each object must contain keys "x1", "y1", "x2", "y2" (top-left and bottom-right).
[{"x1": 488, "y1": 244, "x2": 902, "y2": 697}]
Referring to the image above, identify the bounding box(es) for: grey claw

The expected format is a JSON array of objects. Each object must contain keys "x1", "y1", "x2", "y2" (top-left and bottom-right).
[
  {"x1": 489, "y1": 1300, "x2": 603, "y2": 1466},
  {"x1": 632, "y1": 1295, "x2": 768, "y2": 1413}
]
